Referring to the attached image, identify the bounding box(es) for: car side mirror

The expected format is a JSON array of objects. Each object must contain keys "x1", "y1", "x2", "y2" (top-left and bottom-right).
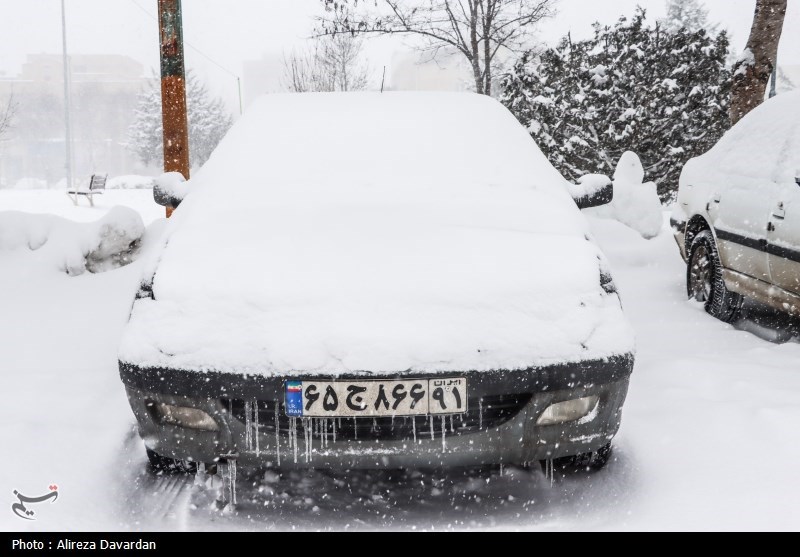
[
  {"x1": 571, "y1": 174, "x2": 613, "y2": 210},
  {"x1": 153, "y1": 172, "x2": 189, "y2": 209}
]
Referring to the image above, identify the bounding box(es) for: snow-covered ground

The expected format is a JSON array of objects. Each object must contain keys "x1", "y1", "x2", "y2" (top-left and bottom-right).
[
  {"x1": 1, "y1": 190, "x2": 799, "y2": 531},
  {"x1": 0, "y1": 189, "x2": 165, "y2": 225}
]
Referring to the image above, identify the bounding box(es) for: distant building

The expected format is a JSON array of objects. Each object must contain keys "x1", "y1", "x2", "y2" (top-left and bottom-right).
[{"x1": 0, "y1": 54, "x2": 151, "y2": 188}]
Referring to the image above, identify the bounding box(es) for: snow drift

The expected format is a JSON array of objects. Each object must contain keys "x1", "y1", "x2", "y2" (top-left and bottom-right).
[
  {"x1": 0, "y1": 207, "x2": 145, "y2": 275},
  {"x1": 585, "y1": 152, "x2": 663, "y2": 239},
  {"x1": 119, "y1": 92, "x2": 634, "y2": 375}
]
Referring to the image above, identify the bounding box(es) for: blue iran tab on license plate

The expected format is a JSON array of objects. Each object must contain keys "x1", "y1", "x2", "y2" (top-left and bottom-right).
[{"x1": 284, "y1": 381, "x2": 304, "y2": 417}]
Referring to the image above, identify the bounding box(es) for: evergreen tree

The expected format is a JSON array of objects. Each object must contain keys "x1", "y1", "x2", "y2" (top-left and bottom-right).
[
  {"x1": 662, "y1": 0, "x2": 717, "y2": 34},
  {"x1": 501, "y1": 8, "x2": 731, "y2": 201},
  {"x1": 128, "y1": 72, "x2": 233, "y2": 170}
]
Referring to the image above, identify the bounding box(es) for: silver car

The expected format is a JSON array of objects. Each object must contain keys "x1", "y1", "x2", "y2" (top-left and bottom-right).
[
  {"x1": 118, "y1": 93, "x2": 634, "y2": 480},
  {"x1": 672, "y1": 91, "x2": 800, "y2": 322}
]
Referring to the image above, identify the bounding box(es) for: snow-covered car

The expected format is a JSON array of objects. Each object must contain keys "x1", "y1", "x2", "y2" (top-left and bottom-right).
[
  {"x1": 118, "y1": 93, "x2": 635, "y2": 476},
  {"x1": 672, "y1": 91, "x2": 800, "y2": 322}
]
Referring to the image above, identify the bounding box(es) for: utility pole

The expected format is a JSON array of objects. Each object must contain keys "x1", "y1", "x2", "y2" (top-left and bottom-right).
[
  {"x1": 158, "y1": 0, "x2": 190, "y2": 218},
  {"x1": 60, "y1": 0, "x2": 74, "y2": 195}
]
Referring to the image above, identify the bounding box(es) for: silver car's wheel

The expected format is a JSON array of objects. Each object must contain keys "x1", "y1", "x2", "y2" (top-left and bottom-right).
[
  {"x1": 689, "y1": 243, "x2": 713, "y2": 303},
  {"x1": 687, "y1": 231, "x2": 743, "y2": 323}
]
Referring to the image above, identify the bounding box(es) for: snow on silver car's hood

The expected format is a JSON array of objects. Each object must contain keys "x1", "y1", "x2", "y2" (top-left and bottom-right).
[
  {"x1": 119, "y1": 93, "x2": 634, "y2": 375},
  {"x1": 676, "y1": 90, "x2": 800, "y2": 221}
]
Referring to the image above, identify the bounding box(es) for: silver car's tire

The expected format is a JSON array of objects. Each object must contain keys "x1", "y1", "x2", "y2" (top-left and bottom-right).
[{"x1": 687, "y1": 231, "x2": 743, "y2": 323}]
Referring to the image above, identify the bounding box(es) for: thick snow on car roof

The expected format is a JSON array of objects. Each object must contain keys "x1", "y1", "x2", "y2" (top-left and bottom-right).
[
  {"x1": 119, "y1": 92, "x2": 633, "y2": 375},
  {"x1": 681, "y1": 90, "x2": 800, "y2": 189}
]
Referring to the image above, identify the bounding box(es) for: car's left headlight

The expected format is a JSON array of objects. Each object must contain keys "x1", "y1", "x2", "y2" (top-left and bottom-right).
[{"x1": 148, "y1": 401, "x2": 219, "y2": 431}]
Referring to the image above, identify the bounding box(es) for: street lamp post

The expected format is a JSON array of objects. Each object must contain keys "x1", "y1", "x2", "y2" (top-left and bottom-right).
[{"x1": 60, "y1": 0, "x2": 74, "y2": 195}]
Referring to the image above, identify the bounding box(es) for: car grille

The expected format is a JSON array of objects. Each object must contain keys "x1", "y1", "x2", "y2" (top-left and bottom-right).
[{"x1": 226, "y1": 393, "x2": 532, "y2": 442}]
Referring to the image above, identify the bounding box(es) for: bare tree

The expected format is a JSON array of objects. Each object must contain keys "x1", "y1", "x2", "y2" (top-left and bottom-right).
[
  {"x1": 730, "y1": 0, "x2": 787, "y2": 125},
  {"x1": 283, "y1": 34, "x2": 370, "y2": 93},
  {"x1": 318, "y1": 0, "x2": 555, "y2": 96},
  {"x1": 661, "y1": 0, "x2": 718, "y2": 34},
  {"x1": 0, "y1": 94, "x2": 17, "y2": 142}
]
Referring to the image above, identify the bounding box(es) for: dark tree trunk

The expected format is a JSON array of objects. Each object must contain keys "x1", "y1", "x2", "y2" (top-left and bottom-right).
[
  {"x1": 483, "y1": 9, "x2": 493, "y2": 96},
  {"x1": 469, "y1": 9, "x2": 484, "y2": 94},
  {"x1": 730, "y1": 0, "x2": 787, "y2": 125}
]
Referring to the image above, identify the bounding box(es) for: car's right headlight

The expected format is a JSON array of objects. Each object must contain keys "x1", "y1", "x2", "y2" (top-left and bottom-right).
[{"x1": 536, "y1": 396, "x2": 599, "y2": 426}]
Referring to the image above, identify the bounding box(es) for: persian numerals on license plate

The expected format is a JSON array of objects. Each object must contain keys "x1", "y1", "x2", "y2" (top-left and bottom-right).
[{"x1": 284, "y1": 378, "x2": 467, "y2": 418}]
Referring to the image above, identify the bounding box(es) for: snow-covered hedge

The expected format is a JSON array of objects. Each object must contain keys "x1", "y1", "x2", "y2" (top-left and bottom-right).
[
  {"x1": 0, "y1": 207, "x2": 145, "y2": 275},
  {"x1": 501, "y1": 8, "x2": 731, "y2": 201}
]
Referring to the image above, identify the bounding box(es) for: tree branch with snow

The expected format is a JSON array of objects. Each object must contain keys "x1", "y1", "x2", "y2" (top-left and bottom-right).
[
  {"x1": 283, "y1": 34, "x2": 371, "y2": 93},
  {"x1": 0, "y1": 94, "x2": 17, "y2": 143}
]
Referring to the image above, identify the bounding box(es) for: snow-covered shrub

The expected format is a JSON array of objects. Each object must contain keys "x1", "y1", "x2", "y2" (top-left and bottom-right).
[
  {"x1": 501, "y1": 7, "x2": 731, "y2": 202},
  {"x1": 0, "y1": 207, "x2": 145, "y2": 275},
  {"x1": 585, "y1": 152, "x2": 663, "y2": 239}
]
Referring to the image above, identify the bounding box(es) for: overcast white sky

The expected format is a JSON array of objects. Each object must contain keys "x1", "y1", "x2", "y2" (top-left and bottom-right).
[{"x1": 1, "y1": 0, "x2": 797, "y2": 107}]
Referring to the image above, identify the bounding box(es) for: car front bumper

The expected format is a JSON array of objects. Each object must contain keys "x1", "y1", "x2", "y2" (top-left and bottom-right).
[{"x1": 119, "y1": 356, "x2": 633, "y2": 470}]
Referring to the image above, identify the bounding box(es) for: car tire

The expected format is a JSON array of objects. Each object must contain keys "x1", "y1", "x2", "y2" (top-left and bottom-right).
[
  {"x1": 145, "y1": 448, "x2": 197, "y2": 475},
  {"x1": 687, "y1": 230, "x2": 743, "y2": 323}
]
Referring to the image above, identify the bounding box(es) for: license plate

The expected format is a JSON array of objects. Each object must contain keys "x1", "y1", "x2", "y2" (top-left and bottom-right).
[{"x1": 284, "y1": 378, "x2": 467, "y2": 418}]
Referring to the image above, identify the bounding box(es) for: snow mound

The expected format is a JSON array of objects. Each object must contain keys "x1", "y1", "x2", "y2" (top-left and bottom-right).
[
  {"x1": 119, "y1": 92, "x2": 634, "y2": 375},
  {"x1": 585, "y1": 151, "x2": 663, "y2": 239},
  {"x1": 0, "y1": 207, "x2": 145, "y2": 275}
]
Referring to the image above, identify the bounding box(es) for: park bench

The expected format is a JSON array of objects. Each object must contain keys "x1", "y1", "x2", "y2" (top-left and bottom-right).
[{"x1": 68, "y1": 174, "x2": 107, "y2": 207}]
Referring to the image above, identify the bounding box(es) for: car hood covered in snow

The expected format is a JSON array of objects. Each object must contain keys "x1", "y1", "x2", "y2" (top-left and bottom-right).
[
  {"x1": 119, "y1": 92, "x2": 634, "y2": 375},
  {"x1": 676, "y1": 90, "x2": 800, "y2": 220}
]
